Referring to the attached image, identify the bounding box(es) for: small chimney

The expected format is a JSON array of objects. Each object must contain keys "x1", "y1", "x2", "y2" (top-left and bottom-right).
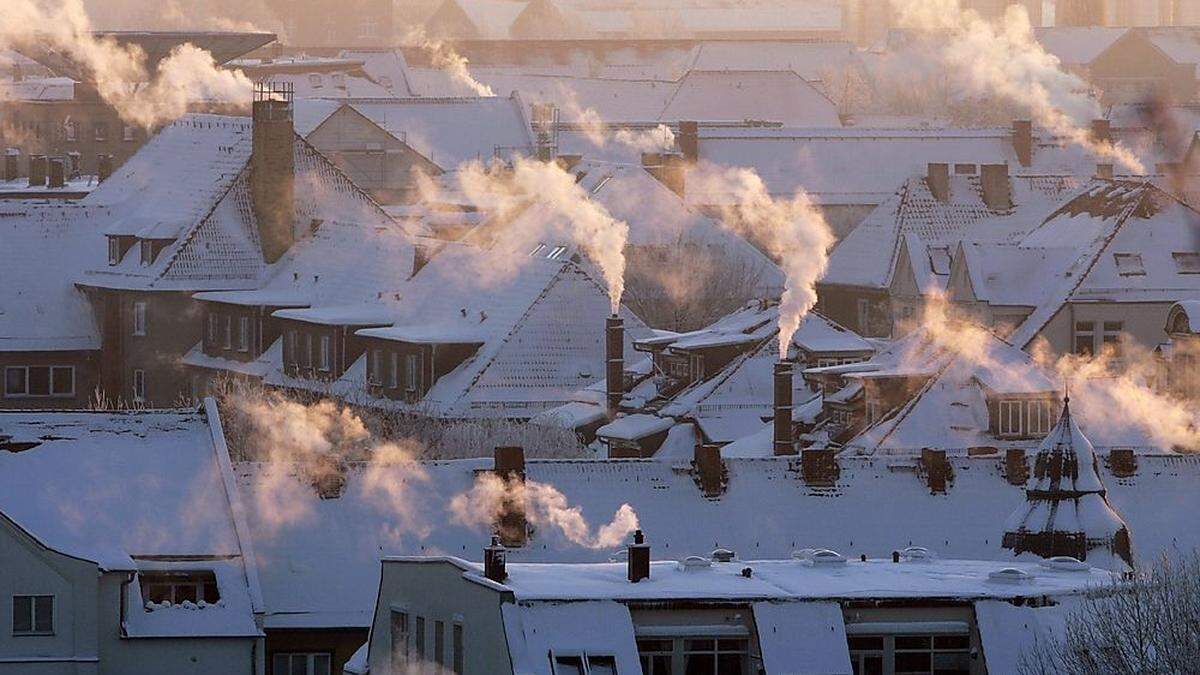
[
  {"x1": 1091, "y1": 119, "x2": 1112, "y2": 146},
  {"x1": 97, "y1": 154, "x2": 113, "y2": 183},
  {"x1": 1107, "y1": 448, "x2": 1137, "y2": 478},
  {"x1": 1005, "y1": 448, "x2": 1028, "y2": 485},
  {"x1": 627, "y1": 530, "x2": 650, "y2": 583},
  {"x1": 1096, "y1": 163, "x2": 1114, "y2": 180},
  {"x1": 926, "y1": 162, "x2": 950, "y2": 202},
  {"x1": 920, "y1": 448, "x2": 953, "y2": 493},
  {"x1": 251, "y1": 82, "x2": 296, "y2": 263},
  {"x1": 980, "y1": 163, "x2": 1012, "y2": 210},
  {"x1": 3, "y1": 149, "x2": 18, "y2": 182},
  {"x1": 605, "y1": 315, "x2": 625, "y2": 417},
  {"x1": 483, "y1": 536, "x2": 507, "y2": 583},
  {"x1": 1012, "y1": 120, "x2": 1033, "y2": 167},
  {"x1": 27, "y1": 154, "x2": 46, "y2": 187},
  {"x1": 493, "y1": 446, "x2": 527, "y2": 547},
  {"x1": 773, "y1": 361, "x2": 795, "y2": 456},
  {"x1": 677, "y1": 120, "x2": 699, "y2": 163},
  {"x1": 693, "y1": 444, "x2": 725, "y2": 498},
  {"x1": 48, "y1": 158, "x2": 65, "y2": 188},
  {"x1": 801, "y1": 448, "x2": 840, "y2": 486}
]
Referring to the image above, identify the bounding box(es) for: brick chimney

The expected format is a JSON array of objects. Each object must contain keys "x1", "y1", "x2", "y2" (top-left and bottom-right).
[
  {"x1": 773, "y1": 361, "x2": 795, "y2": 456},
  {"x1": 1012, "y1": 120, "x2": 1033, "y2": 167},
  {"x1": 1096, "y1": 163, "x2": 1114, "y2": 180},
  {"x1": 677, "y1": 120, "x2": 699, "y2": 163},
  {"x1": 1005, "y1": 448, "x2": 1028, "y2": 485},
  {"x1": 28, "y1": 154, "x2": 47, "y2": 187},
  {"x1": 483, "y1": 536, "x2": 507, "y2": 583},
  {"x1": 926, "y1": 162, "x2": 950, "y2": 202},
  {"x1": 606, "y1": 315, "x2": 624, "y2": 417},
  {"x1": 3, "y1": 149, "x2": 17, "y2": 182},
  {"x1": 1091, "y1": 119, "x2": 1112, "y2": 146},
  {"x1": 627, "y1": 530, "x2": 650, "y2": 583},
  {"x1": 251, "y1": 82, "x2": 296, "y2": 263},
  {"x1": 97, "y1": 154, "x2": 113, "y2": 183},
  {"x1": 694, "y1": 444, "x2": 725, "y2": 498},
  {"x1": 980, "y1": 163, "x2": 1012, "y2": 210},
  {"x1": 494, "y1": 446, "x2": 527, "y2": 547},
  {"x1": 642, "y1": 152, "x2": 686, "y2": 197},
  {"x1": 48, "y1": 158, "x2": 65, "y2": 188}
]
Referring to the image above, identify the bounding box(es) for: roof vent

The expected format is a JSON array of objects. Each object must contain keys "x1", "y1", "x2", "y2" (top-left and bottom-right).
[
  {"x1": 711, "y1": 548, "x2": 736, "y2": 563},
  {"x1": 987, "y1": 567, "x2": 1034, "y2": 583},
  {"x1": 1039, "y1": 556, "x2": 1090, "y2": 572},
  {"x1": 900, "y1": 546, "x2": 935, "y2": 562},
  {"x1": 803, "y1": 549, "x2": 847, "y2": 566},
  {"x1": 678, "y1": 556, "x2": 712, "y2": 571},
  {"x1": 792, "y1": 548, "x2": 817, "y2": 561}
]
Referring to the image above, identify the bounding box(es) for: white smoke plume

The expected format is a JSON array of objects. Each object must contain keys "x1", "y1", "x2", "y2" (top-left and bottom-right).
[
  {"x1": 614, "y1": 123, "x2": 677, "y2": 153},
  {"x1": 889, "y1": 0, "x2": 1145, "y2": 173},
  {"x1": 556, "y1": 86, "x2": 676, "y2": 152},
  {"x1": 402, "y1": 26, "x2": 494, "y2": 97},
  {"x1": 690, "y1": 164, "x2": 835, "y2": 358},
  {"x1": 449, "y1": 473, "x2": 640, "y2": 549},
  {"x1": 0, "y1": 0, "x2": 253, "y2": 129},
  {"x1": 456, "y1": 157, "x2": 630, "y2": 313}
]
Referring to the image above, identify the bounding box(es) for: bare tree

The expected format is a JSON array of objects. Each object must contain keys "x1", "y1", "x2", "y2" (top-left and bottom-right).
[
  {"x1": 624, "y1": 242, "x2": 769, "y2": 332},
  {"x1": 1019, "y1": 552, "x2": 1200, "y2": 675}
]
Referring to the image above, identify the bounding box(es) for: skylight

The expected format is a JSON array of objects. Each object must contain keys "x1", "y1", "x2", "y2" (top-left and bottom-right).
[
  {"x1": 1173, "y1": 252, "x2": 1200, "y2": 274},
  {"x1": 1113, "y1": 253, "x2": 1145, "y2": 276}
]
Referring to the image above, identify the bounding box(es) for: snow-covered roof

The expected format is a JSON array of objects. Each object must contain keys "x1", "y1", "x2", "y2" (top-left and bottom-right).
[
  {"x1": 1033, "y1": 26, "x2": 1128, "y2": 66},
  {"x1": 957, "y1": 242, "x2": 1078, "y2": 307},
  {"x1": 688, "y1": 40, "x2": 861, "y2": 81},
  {"x1": 0, "y1": 75, "x2": 75, "y2": 101},
  {"x1": 239, "y1": 450, "x2": 1198, "y2": 626},
  {"x1": 658, "y1": 70, "x2": 840, "y2": 127},
  {"x1": 337, "y1": 49, "x2": 416, "y2": 96},
  {"x1": 0, "y1": 203, "x2": 105, "y2": 350}
]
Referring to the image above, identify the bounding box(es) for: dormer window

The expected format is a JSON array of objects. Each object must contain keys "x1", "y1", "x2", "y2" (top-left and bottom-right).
[
  {"x1": 1173, "y1": 252, "x2": 1200, "y2": 274},
  {"x1": 996, "y1": 398, "x2": 1055, "y2": 438},
  {"x1": 1113, "y1": 253, "x2": 1145, "y2": 276},
  {"x1": 108, "y1": 237, "x2": 121, "y2": 265},
  {"x1": 139, "y1": 571, "x2": 219, "y2": 607}
]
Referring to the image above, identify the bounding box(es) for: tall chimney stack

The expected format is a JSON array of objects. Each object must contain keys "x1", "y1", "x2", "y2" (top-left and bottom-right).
[
  {"x1": 1012, "y1": 120, "x2": 1033, "y2": 167},
  {"x1": 3, "y1": 149, "x2": 18, "y2": 182},
  {"x1": 1096, "y1": 163, "x2": 1114, "y2": 180},
  {"x1": 926, "y1": 163, "x2": 950, "y2": 202},
  {"x1": 773, "y1": 361, "x2": 795, "y2": 456},
  {"x1": 251, "y1": 82, "x2": 296, "y2": 263},
  {"x1": 606, "y1": 315, "x2": 625, "y2": 417},
  {"x1": 627, "y1": 530, "x2": 650, "y2": 583},
  {"x1": 27, "y1": 154, "x2": 46, "y2": 187},
  {"x1": 1091, "y1": 119, "x2": 1112, "y2": 146},
  {"x1": 493, "y1": 446, "x2": 527, "y2": 547},
  {"x1": 677, "y1": 120, "x2": 699, "y2": 163},
  {"x1": 483, "y1": 536, "x2": 507, "y2": 583},
  {"x1": 980, "y1": 163, "x2": 1012, "y2": 210},
  {"x1": 48, "y1": 158, "x2": 65, "y2": 188}
]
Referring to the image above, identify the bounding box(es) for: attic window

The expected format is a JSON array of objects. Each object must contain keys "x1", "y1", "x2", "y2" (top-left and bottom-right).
[
  {"x1": 927, "y1": 246, "x2": 952, "y2": 276},
  {"x1": 547, "y1": 245, "x2": 568, "y2": 260},
  {"x1": 308, "y1": 74, "x2": 322, "y2": 88},
  {"x1": 140, "y1": 571, "x2": 219, "y2": 607},
  {"x1": 1173, "y1": 252, "x2": 1200, "y2": 274},
  {"x1": 1113, "y1": 253, "x2": 1145, "y2": 276}
]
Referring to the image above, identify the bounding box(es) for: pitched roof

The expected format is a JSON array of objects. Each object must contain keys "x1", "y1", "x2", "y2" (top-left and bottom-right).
[{"x1": 658, "y1": 70, "x2": 840, "y2": 126}]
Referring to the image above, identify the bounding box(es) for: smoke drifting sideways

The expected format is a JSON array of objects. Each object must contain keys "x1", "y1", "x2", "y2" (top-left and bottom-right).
[
  {"x1": 559, "y1": 88, "x2": 677, "y2": 153},
  {"x1": 890, "y1": 0, "x2": 1145, "y2": 173},
  {"x1": 402, "y1": 26, "x2": 494, "y2": 97},
  {"x1": 449, "y1": 473, "x2": 640, "y2": 550},
  {"x1": 454, "y1": 157, "x2": 630, "y2": 314},
  {"x1": 1, "y1": 0, "x2": 253, "y2": 129},
  {"x1": 690, "y1": 164, "x2": 835, "y2": 359}
]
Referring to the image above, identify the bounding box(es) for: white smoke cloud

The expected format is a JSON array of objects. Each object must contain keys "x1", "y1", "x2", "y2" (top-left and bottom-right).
[
  {"x1": 402, "y1": 26, "x2": 494, "y2": 97},
  {"x1": 690, "y1": 164, "x2": 834, "y2": 358},
  {"x1": 890, "y1": 0, "x2": 1145, "y2": 173},
  {"x1": 448, "y1": 473, "x2": 639, "y2": 549},
  {"x1": 0, "y1": 0, "x2": 253, "y2": 129},
  {"x1": 614, "y1": 123, "x2": 677, "y2": 153}
]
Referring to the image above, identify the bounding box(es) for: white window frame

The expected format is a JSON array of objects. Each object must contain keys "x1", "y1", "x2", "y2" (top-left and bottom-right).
[
  {"x1": 1073, "y1": 321, "x2": 1095, "y2": 356},
  {"x1": 65, "y1": 120, "x2": 77, "y2": 142},
  {"x1": 271, "y1": 652, "x2": 332, "y2": 675},
  {"x1": 207, "y1": 313, "x2": 218, "y2": 345},
  {"x1": 108, "y1": 237, "x2": 120, "y2": 265},
  {"x1": 132, "y1": 369, "x2": 146, "y2": 402},
  {"x1": 453, "y1": 621, "x2": 464, "y2": 674},
  {"x1": 998, "y1": 399, "x2": 1022, "y2": 437},
  {"x1": 11, "y1": 594, "x2": 54, "y2": 636},
  {"x1": 318, "y1": 335, "x2": 332, "y2": 372},
  {"x1": 94, "y1": 122, "x2": 107, "y2": 142},
  {"x1": 391, "y1": 610, "x2": 410, "y2": 668},
  {"x1": 389, "y1": 352, "x2": 399, "y2": 389},
  {"x1": 132, "y1": 301, "x2": 147, "y2": 336},
  {"x1": 123, "y1": 124, "x2": 135, "y2": 142},
  {"x1": 4, "y1": 365, "x2": 75, "y2": 398},
  {"x1": 1026, "y1": 399, "x2": 1053, "y2": 436},
  {"x1": 238, "y1": 317, "x2": 251, "y2": 353},
  {"x1": 286, "y1": 330, "x2": 298, "y2": 366},
  {"x1": 223, "y1": 316, "x2": 233, "y2": 350},
  {"x1": 304, "y1": 334, "x2": 314, "y2": 369},
  {"x1": 406, "y1": 352, "x2": 419, "y2": 392}
]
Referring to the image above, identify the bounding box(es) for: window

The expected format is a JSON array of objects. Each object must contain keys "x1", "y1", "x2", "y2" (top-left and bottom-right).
[
  {"x1": 140, "y1": 571, "x2": 219, "y2": 605},
  {"x1": 389, "y1": 352, "x2": 400, "y2": 389},
  {"x1": 4, "y1": 366, "x2": 74, "y2": 397},
  {"x1": 238, "y1": 317, "x2": 251, "y2": 353},
  {"x1": 415, "y1": 615, "x2": 426, "y2": 661},
  {"x1": 1102, "y1": 321, "x2": 1123, "y2": 359},
  {"x1": 434, "y1": 620, "x2": 446, "y2": 667},
  {"x1": 1027, "y1": 399, "x2": 1054, "y2": 435},
  {"x1": 132, "y1": 301, "x2": 147, "y2": 336},
  {"x1": 369, "y1": 349, "x2": 383, "y2": 385},
  {"x1": 132, "y1": 369, "x2": 145, "y2": 402},
  {"x1": 638, "y1": 639, "x2": 673, "y2": 675},
  {"x1": 65, "y1": 120, "x2": 77, "y2": 142},
  {"x1": 304, "y1": 334, "x2": 314, "y2": 369},
  {"x1": 997, "y1": 399, "x2": 1054, "y2": 438},
  {"x1": 318, "y1": 335, "x2": 331, "y2": 371},
  {"x1": 123, "y1": 124, "x2": 135, "y2": 142},
  {"x1": 1113, "y1": 253, "x2": 1145, "y2": 276},
  {"x1": 552, "y1": 654, "x2": 617, "y2": 675},
  {"x1": 547, "y1": 245, "x2": 568, "y2": 259},
  {"x1": 308, "y1": 73, "x2": 323, "y2": 88},
  {"x1": 857, "y1": 298, "x2": 871, "y2": 332},
  {"x1": 849, "y1": 633, "x2": 970, "y2": 675},
  {"x1": 406, "y1": 353, "x2": 419, "y2": 391},
  {"x1": 1073, "y1": 321, "x2": 1095, "y2": 356},
  {"x1": 286, "y1": 330, "x2": 298, "y2": 366},
  {"x1": 1173, "y1": 252, "x2": 1200, "y2": 274},
  {"x1": 94, "y1": 122, "x2": 108, "y2": 142},
  {"x1": 140, "y1": 240, "x2": 154, "y2": 266},
  {"x1": 391, "y1": 610, "x2": 410, "y2": 668},
  {"x1": 12, "y1": 595, "x2": 53, "y2": 636},
  {"x1": 272, "y1": 653, "x2": 331, "y2": 675},
  {"x1": 453, "y1": 622, "x2": 464, "y2": 674},
  {"x1": 223, "y1": 316, "x2": 232, "y2": 350},
  {"x1": 637, "y1": 637, "x2": 748, "y2": 675},
  {"x1": 108, "y1": 237, "x2": 121, "y2": 265}
]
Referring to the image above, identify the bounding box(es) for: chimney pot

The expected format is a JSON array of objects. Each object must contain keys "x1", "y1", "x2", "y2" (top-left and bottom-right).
[
  {"x1": 628, "y1": 530, "x2": 650, "y2": 583},
  {"x1": 980, "y1": 163, "x2": 1012, "y2": 210},
  {"x1": 694, "y1": 444, "x2": 725, "y2": 497},
  {"x1": 892, "y1": 550, "x2": 900, "y2": 563},
  {"x1": 27, "y1": 154, "x2": 46, "y2": 187},
  {"x1": 1096, "y1": 163, "x2": 1114, "y2": 180},
  {"x1": 773, "y1": 361, "x2": 795, "y2": 456},
  {"x1": 605, "y1": 316, "x2": 625, "y2": 417},
  {"x1": 1012, "y1": 120, "x2": 1033, "y2": 167},
  {"x1": 483, "y1": 536, "x2": 507, "y2": 583},
  {"x1": 926, "y1": 162, "x2": 950, "y2": 202},
  {"x1": 3, "y1": 149, "x2": 18, "y2": 182}
]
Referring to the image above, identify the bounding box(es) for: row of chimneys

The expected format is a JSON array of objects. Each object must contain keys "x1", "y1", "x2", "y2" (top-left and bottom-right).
[
  {"x1": 639, "y1": 120, "x2": 699, "y2": 197},
  {"x1": 1010, "y1": 118, "x2": 1112, "y2": 168},
  {"x1": 3, "y1": 151, "x2": 114, "y2": 185},
  {"x1": 484, "y1": 529, "x2": 652, "y2": 584}
]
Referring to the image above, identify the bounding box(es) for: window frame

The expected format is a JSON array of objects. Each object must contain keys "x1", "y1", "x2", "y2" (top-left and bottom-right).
[
  {"x1": 132, "y1": 368, "x2": 146, "y2": 402},
  {"x1": 271, "y1": 652, "x2": 332, "y2": 675},
  {"x1": 406, "y1": 352, "x2": 419, "y2": 392},
  {"x1": 139, "y1": 570, "x2": 219, "y2": 606},
  {"x1": 94, "y1": 121, "x2": 108, "y2": 142},
  {"x1": 12, "y1": 594, "x2": 54, "y2": 636},
  {"x1": 123, "y1": 124, "x2": 135, "y2": 142},
  {"x1": 453, "y1": 621, "x2": 464, "y2": 674},
  {"x1": 132, "y1": 301, "x2": 147, "y2": 336},
  {"x1": 391, "y1": 609, "x2": 410, "y2": 668},
  {"x1": 318, "y1": 335, "x2": 332, "y2": 372},
  {"x1": 65, "y1": 120, "x2": 77, "y2": 142},
  {"x1": 389, "y1": 352, "x2": 400, "y2": 389},
  {"x1": 4, "y1": 365, "x2": 75, "y2": 398},
  {"x1": 223, "y1": 316, "x2": 233, "y2": 350},
  {"x1": 238, "y1": 316, "x2": 251, "y2": 353},
  {"x1": 207, "y1": 312, "x2": 219, "y2": 346},
  {"x1": 108, "y1": 236, "x2": 121, "y2": 265},
  {"x1": 1073, "y1": 321, "x2": 1095, "y2": 356}
]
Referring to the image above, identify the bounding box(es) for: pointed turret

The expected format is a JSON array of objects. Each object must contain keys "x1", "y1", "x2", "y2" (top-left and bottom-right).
[{"x1": 1002, "y1": 397, "x2": 1133, "y2": 571}]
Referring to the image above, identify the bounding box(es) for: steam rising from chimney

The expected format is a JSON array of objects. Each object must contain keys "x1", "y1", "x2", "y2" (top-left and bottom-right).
[
  {"x1": 449, "y1": 473, "x2": 640, "y2": 549},
  {"x1": 690, "y1": 164, "x2": 834, "y2": 358},
  {"x1": 0, "y1": 0, "x2": 252, "y2": 129},
  {"x1": 402, "y1": 27, "x2": 494, "y2": 97},
  {"x1": 889, "y1": 0, "x2": 1145, "y2": 173},
  {"x1": 456, "y1": 157, "x2": 630, "y2": 313}
]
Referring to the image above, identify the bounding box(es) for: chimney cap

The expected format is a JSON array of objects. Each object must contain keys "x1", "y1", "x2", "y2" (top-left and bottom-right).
[{"x1": 633, "y1": 529, "x2": 645, "y2": 545}]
